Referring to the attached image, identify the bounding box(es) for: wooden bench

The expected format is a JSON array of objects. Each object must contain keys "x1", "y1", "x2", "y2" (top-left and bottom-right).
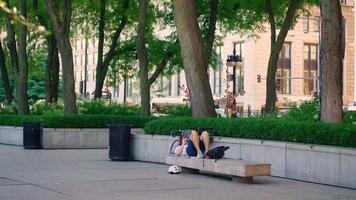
[{"x1": 166, "y1": 154, "x2": 271, "y2": 183}]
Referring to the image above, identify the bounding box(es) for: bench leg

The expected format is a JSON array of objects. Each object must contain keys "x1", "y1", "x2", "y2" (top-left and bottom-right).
[
  {"x1": 182, "y1": 167, "x2": 199, "y2": 174},
  {"x1": 232, "y1": 176, "x2": 253, "y2": 184}
]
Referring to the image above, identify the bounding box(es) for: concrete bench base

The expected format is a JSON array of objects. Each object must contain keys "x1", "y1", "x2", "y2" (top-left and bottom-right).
[{"x1": 166, "y1": 154, "x2": 271, "y2": 183}]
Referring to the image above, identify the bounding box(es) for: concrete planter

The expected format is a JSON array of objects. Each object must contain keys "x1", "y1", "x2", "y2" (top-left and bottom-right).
[
  {"x1": 0, "y1": 126, "x2": 355, "y2": 189},
  {"x1": 0, "y1": 126, "x2": 23, "y2": 146},
  {"x1": 131, "y1": 134, "x2": 356, "y2": 189},
  {"x1": 42, "y1": 128, "x2": 144, "y2": 149}
]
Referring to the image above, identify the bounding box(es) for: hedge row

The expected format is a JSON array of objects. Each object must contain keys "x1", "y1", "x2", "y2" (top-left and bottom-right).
[
  {"x1": 144, "y1": 117, "x2": 356, "y2": 148},
  {"x1": 0, "y1": 115, "x2": 155, "y2": 128}
]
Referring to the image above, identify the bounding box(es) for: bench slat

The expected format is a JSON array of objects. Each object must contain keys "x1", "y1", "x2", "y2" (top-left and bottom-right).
[{"x1": 166, "y1": 154, "x2": 271, "y2": 177}]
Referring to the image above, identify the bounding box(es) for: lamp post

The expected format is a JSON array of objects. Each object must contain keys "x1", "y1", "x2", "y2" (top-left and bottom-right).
[{"x1": 226, "y1": 45, "x2": 242, "y2": 95}]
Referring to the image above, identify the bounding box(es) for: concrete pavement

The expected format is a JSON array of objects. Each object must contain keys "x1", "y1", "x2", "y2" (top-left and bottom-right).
[{"x1": 0, "y1": 144, "x2": 355, "y2": 200}]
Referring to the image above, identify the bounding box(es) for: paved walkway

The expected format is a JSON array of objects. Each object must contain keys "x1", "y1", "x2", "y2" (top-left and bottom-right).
[{"x1": 0, "y1": 144, "x2": 355, "y2": 200}]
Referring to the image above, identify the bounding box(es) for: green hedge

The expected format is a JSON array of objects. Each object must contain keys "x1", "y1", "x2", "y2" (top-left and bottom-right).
[
  {"x1": 343, "y1": 111, "x2": 356, "y2": 124},
  {"x1": 162, "y1": 105, "x2": 192, "y2": 116},
  {"x1": 0, "y1": 115, "x2": 155, "y2": 128},
  {"x1": 144, "y1": 117, "x2": 356, "y2": 148}
]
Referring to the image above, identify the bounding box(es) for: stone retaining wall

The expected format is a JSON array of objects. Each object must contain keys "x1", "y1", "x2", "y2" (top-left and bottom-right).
[
  {"x1": 0, "y1": 126, "x2": 355, "y2": 189},
  {"x1": 42, "y1": 128, "x2": 144, "y2": 149},
  {"x1": 0, "y1": 126, "x2": 23, "y2": 146},
  {"x1": 133, "y1": 134, "x2": 356, "y2": 189}
]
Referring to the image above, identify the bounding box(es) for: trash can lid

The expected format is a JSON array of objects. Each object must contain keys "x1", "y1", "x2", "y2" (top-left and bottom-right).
[{"x1": 108, "y1": 124, "x2": 132, "y2": 128}]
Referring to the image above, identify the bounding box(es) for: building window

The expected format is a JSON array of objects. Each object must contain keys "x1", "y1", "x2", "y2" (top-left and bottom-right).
[
  {"x1": 92, "y1": 53, "x2": 98, "y2": 65},
  {"x1": 177, "y1": 73, "x2": 181, "y2": 96},
  {"x1": 235, "y1": 42, "x2": 244, "y2": 95},
  {"x1": 276, "y1": 43, "x2": 291, "y2": 94},
  {"x1": 304, "y1": 44, "x2": 318, "y2": 95},
  {"x1": 303, "y1": 17, "x2": 309, "y2": 32},
  {"x1": 93, "y1": 70, "x2": 96, "y2": 81},
  {"x1": 81, "y1": 38, "x2": 84, "y2": 50},
  {"x1": 340, "y1": 0, "x2": 348, "y2": 5},
  {"x1": 92, "y1": 53, "x2": 95, "y2": 65},
  {"x1": 92, "y1": 38, "x2": 96, "y2": 48},
  {"x1": 214, "y1": 46, "x2": 222, "y2": 95},
  {"x1": 158, "y1": 76, "x2": 163, "y2": 92},
  {"x1": 74, "y1": 71, "x2": 77, "y2": 81},
  {"x1": 88, "y1": 70, "x2": 91, "y2": 82},
  {"x1": 214, "y1": 66, "x2": 222, "y2": 96},
  {"x1": 73, "y1": 39, "x2": 77, "y2": 50},
  {"x1": 128, "y1": 79, "x2": 133, "y2": 97},
  {"x1": 74, "y1": 55, "x2": 77, "y2": 66},
  {"x1": 114, "y1": 84, "x2": 120, "y2": 97},
  {"x1": 303, "y1": 16, "x2": 319, "y2": 33},
  {"x1": 124, "y1": 79, "x2": 129, "y2": 97},
  {"x1": 81, "y1": 55, "x2": 84, "y2": 66},
  {"x1": 168, "y1": 77, "x2": 172, "y2": 96}
]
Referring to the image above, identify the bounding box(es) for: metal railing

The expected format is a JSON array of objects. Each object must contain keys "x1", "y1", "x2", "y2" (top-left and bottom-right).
[{"x1": 233, "y1": 108, "x2": 291, "y2": 118}]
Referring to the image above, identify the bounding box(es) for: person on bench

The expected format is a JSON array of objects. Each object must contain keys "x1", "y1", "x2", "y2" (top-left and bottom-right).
[{"x1": 174, "y1": 130, "x2": 210, "y2": 158}]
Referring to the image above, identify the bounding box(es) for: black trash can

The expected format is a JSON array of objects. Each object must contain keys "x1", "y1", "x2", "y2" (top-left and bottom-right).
[
  {"x1": 23, "y1": 122, "x2": 42, "y2": 149},
  {"x1": 109, "y1": 124, "x2": 131, "y2": 161}
]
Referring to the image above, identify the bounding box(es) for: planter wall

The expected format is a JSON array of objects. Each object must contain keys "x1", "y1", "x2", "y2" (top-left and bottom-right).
[
  {"x1": 42, "y1": 128, "x2": 144, "y2": 149},
  {"x1": 131, "y1": 133, "x2": 356, "y2": 189},
  {"x1": 0, "y1": 126, "x2": 23, "y2": 146},
  {"x1": 0, "y1": 126, "x2": 355, "y2": 189}
]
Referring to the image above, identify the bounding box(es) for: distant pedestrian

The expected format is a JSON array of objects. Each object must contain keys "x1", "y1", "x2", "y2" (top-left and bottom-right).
[{"x1": 226, "y1": 92, "x2": 236, "y2": 117}]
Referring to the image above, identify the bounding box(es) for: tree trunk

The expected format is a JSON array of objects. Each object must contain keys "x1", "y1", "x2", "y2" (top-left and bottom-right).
[
  {"x1": 137, "y1": 0, "x2": 150, "y2": 116},
  {"x1": 173, "y1": 0, "x2": 216, "y2": 117},
  {"x1": 94, "y1": 0, "x2": 129, "y2": 99},
  {"x1": 264, "y1": 0, "x2": 301, "y2": 113},
  {"x1": 51, "y1": 43, "x2": 60, "y2": 104},
  {"x1": 33, "y1": 0, "x2": 59, "y2": 105},
  {"x1": 148, "y1": 50, "x2": 174, "y2": 86},
  {"x1": 94, "y1": 0, "x2": 106, "y2": 99},
  {"x1": 62, "y1": 0, "x2": 71, "y2": 37},
  {"x1": 4, "y1": 0, "x2": 19, "y2": 78},
  {"x1": 45, "y1": 35, "x2": 59, "y2": 105},
  {"x1": 205, "y1": 0, "x2": 219, "y2": 69},
  {"x1": 45, "y1": 36, "x2": 54, "y2": 105},
  {"x1": 319, "y1": 0, "x2": 343, "y2": 123},
  {"x1": 44, "y1": 0, "x2": 77, "y2": 114},
  {"x1": 0, "y1": 40, "x2": 13, "y2": 104},
  {"x1": 16, "y1": 0, "x2": 29, "y2": 115}
]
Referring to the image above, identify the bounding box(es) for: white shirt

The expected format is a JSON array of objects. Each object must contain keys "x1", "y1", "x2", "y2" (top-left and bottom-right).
[{"x1": 174, "y1": 144, "x2": 188, "y2": 156}]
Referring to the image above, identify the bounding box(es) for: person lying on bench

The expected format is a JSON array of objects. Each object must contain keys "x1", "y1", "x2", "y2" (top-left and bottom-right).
[{"x1": 174, "y1": 130, "x2": 210, "y2": 158}]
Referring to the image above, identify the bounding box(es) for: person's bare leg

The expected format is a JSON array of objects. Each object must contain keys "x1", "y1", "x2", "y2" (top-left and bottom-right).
[
  {"x1": 200, "y1": 131, "x2": 210, "y2": 152},
  {"x1": 190, "y1": 130, "x2": 201, "y2": 153}
]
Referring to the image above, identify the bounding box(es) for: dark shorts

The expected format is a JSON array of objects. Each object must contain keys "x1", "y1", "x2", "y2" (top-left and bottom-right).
[{"x1": 186, "y1": 140, "x2": 206, "y2": 156}]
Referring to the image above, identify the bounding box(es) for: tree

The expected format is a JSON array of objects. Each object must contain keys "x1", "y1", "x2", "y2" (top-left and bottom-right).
[
  {"x1": 233, "y1": 0, "x2": 316, "y2": 113},
  {"x1": 94, "y1": 0, "x2": 130, "y2": 99},
  {"x1": 44, "y1": 0, "x2": 77, "y2": 114},
  {"x1": 201, "y1": 0, "x2": 219, "y2": 70},
  {"x1": 136, "y1": 0, "x2": 175, "y2": 116},
  {"x1": 319, "y1": 0, "x2": 343, "y2": 123},
  {"x1": 163, "y1": 0, "x2": 250, "y2": 69},
  {"x1": 264, "y1": 0, "x2": 303, "y2": 113},
  {"x1": 173, "y1": 0, "x2": 216, "y2": 117},
  {"x1": 3, "y1": 0, "x2": 19, "y2": 83},
  {"x1": 33, "y1": 0, "x2": 60, "y2": 105},
  {"x1": 3, "y1": 0, "x2": 29, "y2": 114},
  {"x1": 0, "y1": 37, "x2": 13, "y2": 104},
  {"x1": 16, "y1": 0, "x2": 30, "y2": 115},
  {"x1": 136, "y1": 0, "x2": 150, "y2": 116}
]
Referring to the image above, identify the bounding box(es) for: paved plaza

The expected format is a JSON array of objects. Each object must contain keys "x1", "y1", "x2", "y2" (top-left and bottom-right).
[{"x1": 0, "y1": 144, "x2": 355, "y2": 200}]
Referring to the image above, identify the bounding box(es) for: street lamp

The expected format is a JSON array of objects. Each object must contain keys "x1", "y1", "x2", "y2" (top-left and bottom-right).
[{"x1": 226, "y1": 45, "x2": 242, "y2": 95}]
